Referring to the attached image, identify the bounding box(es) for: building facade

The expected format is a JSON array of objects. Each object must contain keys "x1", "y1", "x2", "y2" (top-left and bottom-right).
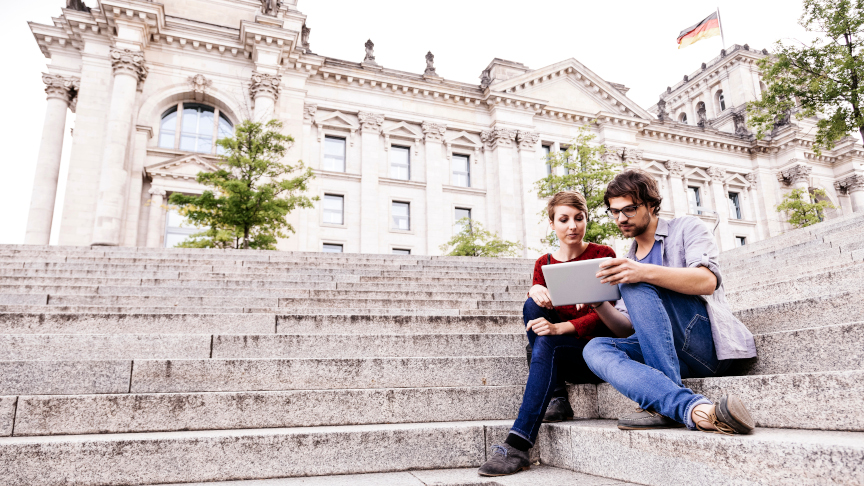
[{"x1": 25, "y1": 0, "x2": 864, "y2": 255}]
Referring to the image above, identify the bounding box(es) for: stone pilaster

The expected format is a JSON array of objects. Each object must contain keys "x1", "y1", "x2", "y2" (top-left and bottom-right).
[
  {"x1": 707, "y1": 166, "x2": 733, "y2": 250},
  {"x1": 422, "y1": 121, "x2": 447, "y2": 255},
  {"x1": 664, "y1": 160, "x2": 689, "y2": 217},
  {"x1": 146, "y1": 186, "x2": 166, "y2": 248},
  {"x1": 778, "y1": 163, "x2": 812, "y2": 200},
  {"x1": 481, "y1": 126, "x2": 518, "y2": 240},
  {"x1": 24, "y1": 74, "x2": 79, "y2": 245},
  {"x1": 91, "y1": 48, "x2": 147, "y2": 246},
  {"x1": 516, "y1": 130, "x2": 540, "y2": 256},
  {"x1": 358, "y1": 111, "x2": 385, "y2": 253},
  {"x1": 835, "y1": 175, "x2": 864, "y2": 213},
  {"x1": 250, "y1": 72, "x2": 281, "y2": 121}
]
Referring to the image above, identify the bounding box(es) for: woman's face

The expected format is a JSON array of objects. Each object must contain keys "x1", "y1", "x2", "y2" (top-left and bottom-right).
[{"x1": 550, "y1": 205, "x2": 587, "y2": 245}]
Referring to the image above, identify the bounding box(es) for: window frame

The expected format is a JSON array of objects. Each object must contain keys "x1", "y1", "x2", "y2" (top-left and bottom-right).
[
  {"x1": 158, "y1": 102, "x2": 233, "y2": 155},
  {"x1": 323, "y1": 135, "x2": 348, "y2": 173},
  {"x1": 322, "y1": 193, "x2": 345, "y2": 226},
  {"x1": 728, "y1": 191, "x2": 742, "y2": 220},
  {"x1": 687, "y1": 186, "x2": 703, "y2": 215},
  {"x1": 451, "y1": 153, "x2": 471, "y2": 187},
  {"x1": 454, "y1": 207, "x2": 472, "y2": 234},
  {"x1": 322, "y1": 243, "x2": 344, "y2": 253},
  {"x1": 389, "y1": 144, "x2": 411, "y2": 180},
  {"x1": 391, "y1": 200, "x2": 411, "y2": 232},
  {"x1": 392, "y1": 248, "x2": 411, "y2": 255},
  {"x1": 542, "y1": 145, "x2": 552, "y2": 176},
  {"x1": 163, "y1": 203, "x2": 203, "y2": 248},
  {"x1": 735, "y1": 236, "x2": 747, "y2": 247}
]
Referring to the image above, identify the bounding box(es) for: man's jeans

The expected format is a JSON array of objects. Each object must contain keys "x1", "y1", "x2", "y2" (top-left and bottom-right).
[
  {"x1": 510, "y1": 298, "x2": 601, "y2": 446},
  {"x1": 583, "y1": 282, "x2": 731, "y2": 429}
]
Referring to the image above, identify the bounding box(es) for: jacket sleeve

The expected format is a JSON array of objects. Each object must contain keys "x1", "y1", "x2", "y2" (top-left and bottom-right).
[{"x1": 681, "y1": 217, "x2": 723, "y2": 289}]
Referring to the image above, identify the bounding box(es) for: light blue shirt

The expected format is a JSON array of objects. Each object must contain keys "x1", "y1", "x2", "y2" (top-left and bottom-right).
[{"x1": 615, "y1": 216, "x2": 758, "y2": 360}]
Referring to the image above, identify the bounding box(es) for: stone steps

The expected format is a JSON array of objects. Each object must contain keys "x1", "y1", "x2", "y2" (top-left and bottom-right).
[
  {"x1": 734, "y1": 290, "x2": 863, "y2": 334},
  {"x1": 726, "y1": 264, "x2": 864, "y2": 309}
]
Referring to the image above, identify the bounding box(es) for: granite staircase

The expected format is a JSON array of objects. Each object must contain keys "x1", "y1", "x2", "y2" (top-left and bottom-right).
[{"x1": 0, "y1": 214, "x2": 863, "y2": 485}]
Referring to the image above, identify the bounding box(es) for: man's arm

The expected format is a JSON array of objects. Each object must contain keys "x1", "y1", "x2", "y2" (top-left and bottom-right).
[{"x1": 596, "y1": 259, "x2": 717, "y2": 296}]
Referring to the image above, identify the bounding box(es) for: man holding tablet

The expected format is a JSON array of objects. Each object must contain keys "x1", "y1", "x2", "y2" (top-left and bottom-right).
[{"x1": 583, "y1": 169, "x2": 757, "y2": 434}]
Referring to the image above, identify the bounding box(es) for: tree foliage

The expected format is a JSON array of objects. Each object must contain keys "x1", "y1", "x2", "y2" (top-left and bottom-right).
[
  {"x1": 169, "y1": 119, "x2": 317, "y2": 250},
  {"x1": 746, "y1": 0, "x2": 864, "y2": 153},
  {"x1": 439, "y1": 218, "x2": 522, "y2": 257},
  {"x1": 776, "y1": 188, "x2": 837, "y2": 228},
  {"x1": 534, "y1": 124, "x2": 621, "y2": 246}
]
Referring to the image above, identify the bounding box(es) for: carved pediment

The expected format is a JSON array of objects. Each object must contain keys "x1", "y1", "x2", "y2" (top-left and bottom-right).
[
  {"x1": 641, "y1": 160, "x2": 670, "y2": 176},
  {"x1": 684, "y1": 167, "x2": 711, "y2": 182},
  {"x1": 444, "y1": 130, "x2": 482, "y2": 148},
  {"x1": 725, "y1": 173, "x2": 751, "y2": 188},
  {"x1": 315, "y1": 111, "x2": 359, "y2": 131},
  {"x1": 383, "y1": 121, "x2": 422, "y2": 140},
  {"x1": 145, "y1": 154, "x2": 219, "y2": 181}
]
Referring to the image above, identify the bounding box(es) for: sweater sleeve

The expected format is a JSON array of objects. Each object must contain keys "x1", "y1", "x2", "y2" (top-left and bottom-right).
[
  {"x1": 527, "y1": 257, "x2": 546, "y2": 297},
  {"x1": 568, "y1": 312, "x2": 604, "y2": 339}
]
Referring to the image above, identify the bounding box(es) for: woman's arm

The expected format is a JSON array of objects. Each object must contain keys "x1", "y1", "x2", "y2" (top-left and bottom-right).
[{"x1": 591, "y1": 301, "x2": 633, "y2": 338}]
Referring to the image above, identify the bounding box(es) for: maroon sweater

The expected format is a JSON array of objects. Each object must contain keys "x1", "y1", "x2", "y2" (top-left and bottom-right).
[{"x1": 529, "y1": 243, "x2": 617, "y2": 340}]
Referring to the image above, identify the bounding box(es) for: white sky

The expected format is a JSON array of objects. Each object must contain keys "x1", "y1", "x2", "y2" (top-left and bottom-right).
[{"x1": 0, "y1": 0, "x2": 808, "y2": 245}]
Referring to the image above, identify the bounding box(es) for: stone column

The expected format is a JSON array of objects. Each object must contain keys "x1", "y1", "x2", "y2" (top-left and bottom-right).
[
  {"x1": 664, "y1": 160, "x2": 689, "y2": 217},
  {"x1": 516, "y1": 131, "x2": 540, "y2": 256},
  {"x1": 481, "y1": 127, "x2": 519, "y2": 241},
  {"x1": 24, "y1": 74, "x2": 79, "y2": 245},
  {"x1": 146, "y1": 186, "x2": 166, "y2": 248},
  {"x1": 422, "y1": 122, "x2": 447, "y2": 255},
  {"x1": 250, "y1": 73, "x2": 281, "y2": 122},
  {"x1": 707, "y1": 166, "x2": 733, "y2": 251},
  {"x1": 836, "y1": 175, "x2": 864, "y2": 213},
  {"x1": 91, "y1": 48, "x2": 147, "y2": 246},
  {"x1": 778, "y1": 163, "x2": 812, "y2": 200},
  {"x1": 358, "y1": 112, "x2": 385, "y2": 254},
  {"x1": 121, "y1": 126, "x2": 152, "y2": 247},
  {"x1": 745, "y1": 172, "x2": 768, "y2": 240}
]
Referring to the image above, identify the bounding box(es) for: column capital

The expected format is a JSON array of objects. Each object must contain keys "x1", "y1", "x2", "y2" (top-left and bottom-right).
[
  {"x1": 777, "y1": 163, "x2": 812, "y2": 186},
  {"x1": 42, "y1": 73, "x2": 80, "y2": 106},
  {"x1": 707, "y1": 166, "x2": 727, "y2": 183},
  {"x1": 303, "y1": 103, "x2": 317, "y2": 123},
  {"x1": 481, "y1": 126, "x2": 516, "y2": 150},
  {"x1": 664, "y1": 160, "x2": 686, "y2": 178},
  {"x1": 421, "y1": 121, "x2": 446, "y2": 143},
  {"x1": 516, "y1": 130, "x2": 539, "y2": 151},
  {"x1": 110, "y1": 48, "x2": 148, "y2": 83},
  {"x1": 148, "y1": 186, "x2": 167, "y2": 197},
  {"x1": 250, "y1": 72, "x2": 281, "y2": 101},
  {"x1": 622, "y1": 147, "x2": 644, "y2": 167},
  {"x1": 835, "y1": 174, "x2": 864, "y2": 194},
  {"x1": 357, "y1": 111, "x2": 385, "y2": 134}
]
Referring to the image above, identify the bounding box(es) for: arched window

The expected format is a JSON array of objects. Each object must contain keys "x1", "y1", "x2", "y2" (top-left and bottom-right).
[
  {"x1": 715, "y1": 90, "x2": 726, "y2": 112},
  {"x1": 158, "y1": 102, "x2": 233, "y2": 155},
  {"x1": 679, "y1": 112, "x2": 688, "y2": 124}
]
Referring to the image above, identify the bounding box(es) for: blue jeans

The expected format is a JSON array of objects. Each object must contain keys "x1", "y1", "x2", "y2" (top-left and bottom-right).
[
  {"x1": 510, "y1": 298, "x2": 601, "y2": 446},
  {"x1": 583, "y1": 282, "x2": 731, "y2": 429}
]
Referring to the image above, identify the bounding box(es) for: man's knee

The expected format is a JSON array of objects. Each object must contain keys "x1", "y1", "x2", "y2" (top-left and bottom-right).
[{"x1": 582, "y1": 338, "x2": 611, "y2": 366}]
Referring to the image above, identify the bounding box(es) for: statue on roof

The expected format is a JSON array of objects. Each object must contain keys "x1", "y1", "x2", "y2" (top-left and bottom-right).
[
  {"x1": 301, "y1": 23, "x2": 311, "y2": 51},
  {"x1": 480, "y1": 69, "x2": 492, "y2": 89},
  {"x1": 696, "y1": 103, "x2": 707, "y2": 128},
  {"x1": 66, "y1": 0, "x2": 91, "y2": 12},
  {"x1": 260, "y1": 0, "x2": 282, "y2": 16},
  {"x1": 424, "y1": 51, "x2": 437, "y2": 76},
  {"x1": 656, "y1": 97, "x2": 671, "y2": 121},
  {"x1": 364, "y1": 39, "x2": 376, "y2": 63}
]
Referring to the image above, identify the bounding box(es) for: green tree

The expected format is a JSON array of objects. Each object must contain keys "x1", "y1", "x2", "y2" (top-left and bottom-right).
[
  {"x1": 746, "y1": 0, "x2": 864, "y2": 153},
  {"x1": 169, "y1": 119, "x2": 317, "y2": 250},
  {"x1": 776, "y1": 188, "x2": 837, "y2": 228},
  {"x1": 535, "y1": 124, "x2": 621, "y2": 246},
  {"x1": 439, "y1": 218, "x2": 522, "y2": 257}
]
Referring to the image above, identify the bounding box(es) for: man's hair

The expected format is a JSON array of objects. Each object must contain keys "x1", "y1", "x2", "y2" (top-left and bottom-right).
[
  {"x1": 604, "y1": 169, "x2": 663, "y2": 216},
  {"x1": 546, "y1": 191, "x2": 588, "y2": 220}
]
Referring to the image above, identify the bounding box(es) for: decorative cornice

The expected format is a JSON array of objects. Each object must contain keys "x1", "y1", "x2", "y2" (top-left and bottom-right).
[
  {"x1": 357, "y1": 111, "x2": 385, "y2": 133},
  {"x1": 777, "y1": 163, "x2": 812, "y2": 186},
  {"x1": 707, "y1": 166, "x2": 726, "y2": 183},
  {"x1": 42, "y1": 74, "x2": 79, "y2": 106},
  {"x1": 250, "y1": 72, "x2": 281, "y2": 100},
  {"x1": 303, "y1": 104, "x2": 317, "y2": 123},
  {"x1": 481, "y1": 127, "x2": 517, "y2": 149},
  {"x1": 188, "y1": 74, "x2": 212, "y2": 95},
  {"x1": 516, "y1": 131, "x2": 540, "y2": 150},
  {"x1": 421, "y1": 122, "x2": 447, "y2": 143},
  {"x1": 834, "y1": 174, "x2": 864, "y2": 194},
  {"x1": 110, "y1": 48, "x2": 147, "y2": 83},
  {"x1": 665, "y1": 160, "x2": 686, "y2": 177}
]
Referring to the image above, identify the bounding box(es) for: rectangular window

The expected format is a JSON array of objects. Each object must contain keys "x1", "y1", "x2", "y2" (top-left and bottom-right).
[
  {"x1": 322, "y1": 243, "x2": 343, "y2": 253},
  {"x1": 688, "y1": 186, "x2": 702, "y2": 215},
  {"x1": 164, "y1": 207, "x2": 202, "y2": 248},
  {"x1": 454, "y1": 207, "x2": 472, "y2": 233},
  {"x1": 392, "y1": 201, "x2": 410, "y2": 230},
  {"x1": 392, "y1": 248, "x2": 411, "y2": 255},
  {"x1": 452, "y1": 154, "x2": 470, "y2": 187},
  {"x1": 389, "y1": 145, "x2": 410, "y2": 180},
  {"x1": 323, "y1": 136, "x2": 346, "y2": 172},
  {"x1": 542, "y1": 145, "x2": 552, "y2": 176},
  {"x1": 735, "y1": 236, "x2": 747, "y2": 247},
  {"x1": 323, "y1": 194, "x2": 344, "y2": 225},
  {"x1": 728, "y1": 192, "x2": 742, "y2": 220}
]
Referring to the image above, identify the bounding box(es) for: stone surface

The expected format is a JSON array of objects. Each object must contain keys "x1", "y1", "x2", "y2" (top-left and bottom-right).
[
  {"x1": 0, "y1": 294, "x2": 47, "y2": 305},
  {"x1": 0, "y1": 313, "x2": 275, "y2": 334},
  {"x1": 277, "y1": 314, "x2": 522, "y2": 335},
  {"x1": 735, "y1": 291, "x2": 864, "y2": 334},
  {"x1": 0, "y1": 360, "x2": 130, "y2": 395},
  {"x1": 0, "y1": 397, "x2": 15, "y2": 437},
  {"x1": 0, "y1": 334, "x2": 212, "y2": 360},
  {"x1": 747, "y1": 322, "x2": 864, "y2": 375}
]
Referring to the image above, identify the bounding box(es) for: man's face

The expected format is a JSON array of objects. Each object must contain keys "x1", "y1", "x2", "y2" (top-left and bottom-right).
[{"x1": 608, "y1": 196, "x2": 652, "y2": 238}]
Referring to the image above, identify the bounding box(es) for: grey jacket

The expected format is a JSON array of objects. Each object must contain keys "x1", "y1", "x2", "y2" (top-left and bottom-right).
[{"x1": 614, "y1": 216, "x2": 758, "y2": 360}]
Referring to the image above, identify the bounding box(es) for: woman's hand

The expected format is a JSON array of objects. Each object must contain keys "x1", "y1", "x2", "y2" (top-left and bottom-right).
[
  {"x1": 528, "y1": 285, "x2": 553, "y2": 309},
  {"x1": 526, "y1": 317, "x2": 568, "y2": 336}
]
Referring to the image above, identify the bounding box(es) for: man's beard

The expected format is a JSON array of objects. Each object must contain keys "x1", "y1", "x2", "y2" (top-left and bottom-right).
[{"x1": 618, "y1": 214, "x2": 650, "y2": 238}]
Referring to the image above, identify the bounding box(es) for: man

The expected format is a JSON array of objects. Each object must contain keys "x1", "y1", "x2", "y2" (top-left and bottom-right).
[{"x1": 582, "y1": 169, "x2": 757, "y2": 433}]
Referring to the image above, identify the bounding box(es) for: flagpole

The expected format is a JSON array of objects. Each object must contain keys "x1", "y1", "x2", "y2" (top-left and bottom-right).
[{"x1": 717, "y1": 7, "x2": 727, "y2": 49}]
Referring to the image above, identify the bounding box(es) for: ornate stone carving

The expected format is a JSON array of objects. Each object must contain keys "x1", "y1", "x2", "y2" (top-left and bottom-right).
[
  {"x1": 622, "y1": 148, "x2": 644, "y2": 167},
  {"x1": 42, "y1": 74, "x2": 79, "y2": 106},
  {"x1": 148, "y1": 186, "x2": 166, "y2": 197},
  {"x1": 480, "y1": 127, "x2": 517, "y2": 149},
  {"x1": 301, "y1": 23, "x2": 311, "y2": 51},
  {"x1": 66, "y1": 0, "x2": 91, "y2": 12},
  {"x1": 188, "y1": 74, "x2": 212, "y2": 95},
  {"x1": 834, "y1": 175, "x2": 864, "y2": 194},
  {"x1": 777, "y1": 164, "x2": 812, "y2": 186},
  {"x1": 424, "y1": 51, "x2": 437, "y2": 77},
  {"x1": 656, "y1": 97, "x2": 671, "y2": 121},
  {"x1": 260, "y1": 0, "x2": 282, "y2": 16},
  {"x1": 732, "y1": 110, "x2": 751, "y2": 137},
  {"x1": 110, "y1": 48, "x2": 148, "y2": 83},
  {"x1": 357, "y1": 112, "x2": 385, "y2": 133},
  {"x1": 303, "y1": 104, "x2": 317, "y2": 123},
  {"x1": 601, "y1": 145, "x2": 625, "y2": 166},
  {"x1": 665, "y1": 160, "x2": 686, "y2": 177},
  {"x1": 773, "y1": 107, "x2": 792, "y2": 129},
  {"x1": 746, "y1": 172, "x2": 758, "y2": 185},
  {"x1": 363, "y1": 39, "x2": 376, "y2": 63},
  {"x1": 480, "y1": 69, "x2": 492, "y2": 89},
  {"x1": 696, "y1": 103, "x2": 707, "y2": 128},
  {"x1": 707, "y1": 166, "x2": 727, "y2": 183},
  {"x1": 421, "y1": 122, "x2": 446, "y2": 143},
  {"x1": 516, "y1": 131, "x2": 540, "y2": 150},
  {"x1": 250, "y1": 73, "x2": 281, "y2": 100}
]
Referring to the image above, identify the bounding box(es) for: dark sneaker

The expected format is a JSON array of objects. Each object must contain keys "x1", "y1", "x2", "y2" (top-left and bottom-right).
[
  {"x1": 694, "y1": 395, "x2": 755, "y2": 435},
  {"x1": 617, "y1": 408, "x2": 685, "y2": 430},
  {"x1": 477, "y1": 444, "x2": 530, "y2": 477},
  {"x1": 543, "y1": 397, "x2": 574, "y2": 423}
]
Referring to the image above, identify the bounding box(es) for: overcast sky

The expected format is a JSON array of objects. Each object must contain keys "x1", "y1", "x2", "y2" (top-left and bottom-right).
[{"x1": 0, "y1": 0, "x2": 808, "y2": 245}]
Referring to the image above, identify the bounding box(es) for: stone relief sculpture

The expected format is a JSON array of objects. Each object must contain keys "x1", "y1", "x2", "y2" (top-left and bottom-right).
[
  {"x1": 424, "y1": 52, "x2": 437, "y2": 76},
  {"x1": 301, "y1": 23, "x2": 311, "y2": 51},
  {"x1": 696, "y1": 103, "x2": 707, "y2": 128},
  {"x1": 732, "y1": 111, "x2": 751, "y2": 138},
  {"x1": 260, "y1": 0, "x2": 282, "y2": 16},
  {"x1": 188, "y1": 74, "x2": 213, "y2": 95},
  {"x1": 480, "y1": 69, "x2": 492, "y2": 89},
  {"x1": 66, "y1": 0, "x2": 91, "y2": 12},
  {"x1": 656, "y1": 97, "x2": 671, "y2": 121},
  {"x1": 363, "y1": 39, "x2": 376, "y2": 63}
]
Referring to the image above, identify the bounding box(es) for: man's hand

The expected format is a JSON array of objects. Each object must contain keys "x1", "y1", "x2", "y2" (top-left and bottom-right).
[
  {"x1": 528, "y1": 284, "x2": 553, "y2": 309},
  {"x1": 596, "y1": 258, "x2": 646, "y2": 286},
  {"x1": 526, "y1": 317, "x2": 565, "y2": 336}
]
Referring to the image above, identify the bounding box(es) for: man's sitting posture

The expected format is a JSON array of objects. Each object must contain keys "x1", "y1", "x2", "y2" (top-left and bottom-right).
[{"x1": 583, "y1": 169, "x2": 758, "y2": 434}]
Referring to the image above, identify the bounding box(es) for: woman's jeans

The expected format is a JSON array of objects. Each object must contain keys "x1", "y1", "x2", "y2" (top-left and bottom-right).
[
  {"x1": 510, "y1": 298, "x2": 600, "y2": 446},
  {"x1": 583, "y1": 282, "x2": 731, "y2": 429}
]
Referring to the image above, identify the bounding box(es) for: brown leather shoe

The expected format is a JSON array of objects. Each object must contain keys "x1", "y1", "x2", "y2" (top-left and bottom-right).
[
  {"x1": 617, "y1": 408, "x2": 685, "y2": 430},
  {"x1": 694, "y1": 395, "x2": 755, "y2": 435}
]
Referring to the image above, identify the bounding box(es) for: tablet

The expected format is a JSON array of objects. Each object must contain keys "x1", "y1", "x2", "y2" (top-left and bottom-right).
[{"x1": 541, "y1": 257, "x2": 621, "y2": 306}]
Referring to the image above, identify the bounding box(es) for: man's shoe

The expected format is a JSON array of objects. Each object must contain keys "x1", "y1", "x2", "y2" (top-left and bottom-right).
[
  {"x1": 617, "y1": 408, "x2": 685, "y2": 430},
  {"x1": 543, "y1": 397, "x2": 574, "y2": 423},
  {"x1": 694, "y1": 395, "x2": 755, "y2": 435},
  {"x1": 477, "y1": 444, "x2": 530, "y2": 477}
]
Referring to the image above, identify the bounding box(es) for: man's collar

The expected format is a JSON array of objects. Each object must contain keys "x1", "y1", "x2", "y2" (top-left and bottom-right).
[{"x1": 655, "y1": 217, "x2": 670, "y2": 239}]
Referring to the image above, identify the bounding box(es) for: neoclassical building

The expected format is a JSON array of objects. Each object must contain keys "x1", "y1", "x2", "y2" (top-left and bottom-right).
[{"x1": 25, "y1": 0, "x2": 864, "y2": 255}]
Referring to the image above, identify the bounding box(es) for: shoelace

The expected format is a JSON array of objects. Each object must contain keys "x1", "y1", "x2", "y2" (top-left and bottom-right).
[
  {"x1": 490, "y1": 444, "x2": 509, "y2": 457},
  {"x1": 693, "y1": 409, "x2": 737, "y2": 435},
  {"x1": 635, "y1": 407, "x2": 659, "y2": 417}
]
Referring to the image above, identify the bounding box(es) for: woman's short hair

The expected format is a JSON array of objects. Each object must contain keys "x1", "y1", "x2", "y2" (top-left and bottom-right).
[
  {"x1": 603, "y1": 169, "x2": 663, "y2": 216},
  {"x1": 546, "y1": 191, "x2": 588, "y2": 220}
]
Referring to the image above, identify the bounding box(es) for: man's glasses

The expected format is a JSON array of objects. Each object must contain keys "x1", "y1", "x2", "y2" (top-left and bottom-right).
[{"x1": 606, "y1": 204, "x2": 643, "y2": 219}]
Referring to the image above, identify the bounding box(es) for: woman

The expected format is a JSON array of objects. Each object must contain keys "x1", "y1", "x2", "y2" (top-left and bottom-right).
[{"x1": 478, "y1": 191, "x2": 633, "y2": 477}]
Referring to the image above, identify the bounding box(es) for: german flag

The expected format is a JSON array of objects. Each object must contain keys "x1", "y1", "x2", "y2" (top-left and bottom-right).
[{"x1": 677, "y1": 12, "x2": 722, "y2": 49}]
